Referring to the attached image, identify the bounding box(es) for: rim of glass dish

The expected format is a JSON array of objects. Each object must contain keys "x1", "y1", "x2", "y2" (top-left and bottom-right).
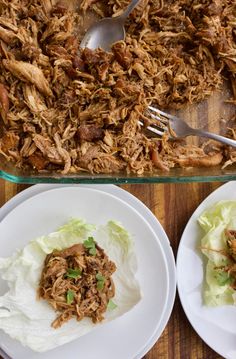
[{"x1": 1, "y1": 169, "x2": 236, "y2": 184}]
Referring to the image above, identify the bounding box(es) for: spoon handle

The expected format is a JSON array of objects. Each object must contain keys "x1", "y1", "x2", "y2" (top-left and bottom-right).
[{"x1": 118, "y1": 0, "x2": 141, "y2": 21}]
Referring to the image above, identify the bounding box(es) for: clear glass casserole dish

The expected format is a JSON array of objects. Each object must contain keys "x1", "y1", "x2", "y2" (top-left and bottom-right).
[
  {"x1": 1, "y1": 0, "x2": 235, "y2": 185},
  {"x1": 1, "y1": 89, "x2": 235, "y2": 184}
]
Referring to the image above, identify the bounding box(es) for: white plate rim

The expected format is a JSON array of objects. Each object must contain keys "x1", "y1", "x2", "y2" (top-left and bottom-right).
[
  {"x1": 0, "y1": 184, "x2": 176, "y2": 359},
  {"x1": 176, "y1": 181, "x2": 236, "y2": 359},
  {"x1": 0, "y1": 186, "x2": 169, "y2": 358}
]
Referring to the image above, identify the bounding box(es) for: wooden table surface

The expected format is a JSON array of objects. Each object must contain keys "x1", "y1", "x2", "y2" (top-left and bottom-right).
[{"x1": 0, "y1": 180, "x2": 225, "y2": 359}]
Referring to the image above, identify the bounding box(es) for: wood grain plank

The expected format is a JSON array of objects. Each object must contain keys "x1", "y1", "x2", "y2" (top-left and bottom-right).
[{"x1": 4, "y1": 181, "x2": 17, "y2": 203}]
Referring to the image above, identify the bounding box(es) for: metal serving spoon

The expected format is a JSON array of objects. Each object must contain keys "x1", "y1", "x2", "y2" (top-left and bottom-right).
[{"x1": 80, "y1": 0, "x2": 141, "y2": 52}]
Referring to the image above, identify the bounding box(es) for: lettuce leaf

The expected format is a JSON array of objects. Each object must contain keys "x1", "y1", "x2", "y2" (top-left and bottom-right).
[
  {"x1": 0, "y1": 219, "x2": 141, "y2": 352},
  {"x1": 199, "y1": 201, "x2": 236, "y2": 306}
]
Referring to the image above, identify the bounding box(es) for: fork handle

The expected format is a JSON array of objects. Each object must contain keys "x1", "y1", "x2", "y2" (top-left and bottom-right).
[
  {"x1": 118, "y1": 0, "x2": 141, "y2": 21},
  {"x1": 192, "y1": 129, "x2": 236, "y2": 148}
]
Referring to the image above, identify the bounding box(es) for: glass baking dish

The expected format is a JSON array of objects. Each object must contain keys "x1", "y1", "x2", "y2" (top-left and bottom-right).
[{"x1": 1, "y1": 85, "x2": 236, "y2": 184}]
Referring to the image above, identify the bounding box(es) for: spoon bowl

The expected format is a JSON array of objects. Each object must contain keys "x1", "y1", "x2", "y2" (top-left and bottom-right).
[
  {"x1": 80, "y1": 17, "x2": 125, "y2": 52},
  {"x1": 80, "y1": 0, "x2": 141, "y2": 51}
]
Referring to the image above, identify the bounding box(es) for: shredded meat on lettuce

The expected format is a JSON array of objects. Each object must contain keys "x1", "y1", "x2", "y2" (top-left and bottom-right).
[
  {"x1": 208, "y1": 229, "x2": 236, "y2": 290},
  {"x1": 0, "y1": 0, "x2": 235, "y2": 174},
  {"x1": 38, "y1": 241, "x2": 116, "y2": 328}
]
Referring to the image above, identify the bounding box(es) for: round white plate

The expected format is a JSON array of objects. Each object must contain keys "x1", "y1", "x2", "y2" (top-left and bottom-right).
[
  {"x1": 0, "y1": 184, "x2": 176, "y2": 359},
  {"x1": 177, "y1": 181, "x2": 236, "y2": 359},
  {"x1": 0, "y1": 185, "x2": 173, "y2": 359}
]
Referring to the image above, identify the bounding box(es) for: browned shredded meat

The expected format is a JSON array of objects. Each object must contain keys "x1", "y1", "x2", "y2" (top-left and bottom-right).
[
  {"x1": 209, "y1": 230, "x2": 236, "y2": 289},
  {"x1": 0, "y1": 0, "x2": 235, "y2": 175},
  {"x1": 225, "y1": 229, "x2": 236, "y2": 261},
  {"x1": 202, "y1": 229, "x2": 236, "y2": 290},
  {"x1": 38, "y1": 241, "x2": 116, "y2": 328}
]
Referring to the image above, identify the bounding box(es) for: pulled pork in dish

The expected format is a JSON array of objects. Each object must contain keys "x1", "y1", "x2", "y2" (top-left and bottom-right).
[
  {"x1": 0, "y1": 0, "x2": 236, "y2": 174},
  {"x1": 38, "y1": 240, "x2": 116, "y2": 328}
]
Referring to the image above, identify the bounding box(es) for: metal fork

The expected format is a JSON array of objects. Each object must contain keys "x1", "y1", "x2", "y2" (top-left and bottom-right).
[{"x1": 139, "y1": 106, "x2": 236, "y2": 148}]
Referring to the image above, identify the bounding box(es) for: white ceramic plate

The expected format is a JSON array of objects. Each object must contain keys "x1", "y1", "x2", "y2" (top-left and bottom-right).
[
  {"x1": 0, "y1": 184, "x2": 176, "y2": 359},
  {"x1": 0, "y1": 186, "x2": 172, "y2": 359},
  {"x1": 177, "y1": 181, "x2": 236, "y2": 359}
]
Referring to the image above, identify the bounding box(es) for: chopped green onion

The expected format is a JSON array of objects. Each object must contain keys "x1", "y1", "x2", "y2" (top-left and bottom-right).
[
  {"x1": 96, "y1": 272, "x2": 105, "y2": 290},
  {"x1": 83, "y1": 236, "x2": 96, "y2": 256},
  {"x1": 96, "y1": 273, "x2": 104, "y2": 281},
  {"x1": 66, "y1": 289, "x2": 75, "y2": 305},
  {"x1": 97, "y1": 281, "x2": 104, "y2": 290},
  {"x1": 66, "y1": 268, "x2": 82, "y2": 279},
  {"x1": 84, "y1": 236, "x2": 95, "y2": 248},
  {"x1": 89, "y1": 247, "x2": 96, "y2": 256},
  {"x1": 107, "y1": 299, "x2": 117, "y2": 310}
]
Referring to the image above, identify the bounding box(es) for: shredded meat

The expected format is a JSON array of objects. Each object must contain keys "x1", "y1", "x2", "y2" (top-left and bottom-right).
[
  {"x1": 38, "y1": 241, "x2": 116, "y2": 328},
  {"x1": 0, "y1": 83, "x2": 9, "y2": 124},
  {"x1": 225, "y1": 229, "x2": 236, "y2": 261},
  {"x1": 210, "y1": 230, "x2": 236, "y2": 289},
  {"x1": 77, "y1": 124, "x2": 103, "y2": 142},
  {"x1": 203, "y1": 229, "x2": 236, "y2": 291},
  {"x1": 28, "y1": 152, "x2": 49, "y2": 170},
  {"x1": 3, "y1": 60, "x2": 53, "y2": 97},
  {"x1": 0, "y1": 0, "x2": 235, "y2": 175}
]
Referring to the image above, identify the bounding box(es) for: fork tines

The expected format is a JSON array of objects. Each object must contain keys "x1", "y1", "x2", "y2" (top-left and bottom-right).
[
  {"x1": 138, "y1": 120, "x2": 166, "y2": 136},
  {"x1": 148, "y1": 106, "x2": 176, "y2": 121},
  {"x1": 138, "y1": 106, "x2": 171, "y2": 137}
]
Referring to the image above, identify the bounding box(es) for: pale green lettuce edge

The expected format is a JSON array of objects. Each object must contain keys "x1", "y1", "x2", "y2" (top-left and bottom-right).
[{"x1": 198, "y1": 201, "x2": 236, "y2": 306}]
